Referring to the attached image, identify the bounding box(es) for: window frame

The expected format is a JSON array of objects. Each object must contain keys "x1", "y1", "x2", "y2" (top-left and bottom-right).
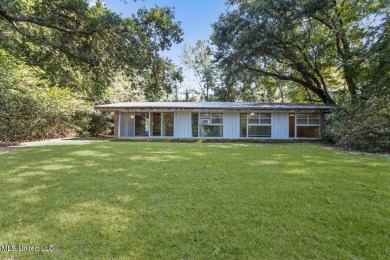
[
  {"x1": 240, "y1": 113, "x2": 272, "y2": 138},
  {"x1": 195, "y1": 112, "x2": 224, "y2": 138},
  {"x1": 294, "y1": 113, "x2": 321, "y2": 139}
]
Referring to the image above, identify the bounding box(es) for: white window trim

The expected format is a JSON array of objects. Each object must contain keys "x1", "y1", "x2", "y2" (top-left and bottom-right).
[
  {"x1": 246, "y1": 113, "x2": 272, "y2": 138},
  {"x1": 197, "y1": 112, "x2": 224, "y2": 138},
  {"x1": 294, "y1": 113, "x2": 321, "y2": 139}
]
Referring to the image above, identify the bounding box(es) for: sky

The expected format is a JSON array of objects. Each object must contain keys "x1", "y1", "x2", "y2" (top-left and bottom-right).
[{"x1": 89, "y1": 0, "x2": 228, "y2": 92}]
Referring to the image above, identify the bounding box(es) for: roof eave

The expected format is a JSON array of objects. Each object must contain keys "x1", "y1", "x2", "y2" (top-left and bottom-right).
[{"x1": 95, "y1": 106, "x2": 331, "y2": 113}]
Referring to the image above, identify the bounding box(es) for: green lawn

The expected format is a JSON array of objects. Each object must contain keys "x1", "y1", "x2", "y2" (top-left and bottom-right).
[{"x1": 0, "y1": 142, "x2": 389, "y2": 259}]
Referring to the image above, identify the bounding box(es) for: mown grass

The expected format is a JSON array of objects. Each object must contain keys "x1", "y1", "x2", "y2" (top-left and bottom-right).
[{"x1": 0, "y1": 142, "x2": 389, "y2": 259}]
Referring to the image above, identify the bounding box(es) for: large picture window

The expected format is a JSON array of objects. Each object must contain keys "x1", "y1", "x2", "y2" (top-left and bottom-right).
[
  {"x1": 135, "y1": 112, "x2": 150, "y2": 136},
  {"x1": 162, "y1": 112, "x2": 174, "y2": 136},
  {"x1": 240, "y1": 113, "x2": 272, "y2": 138},
  {"x1": 151, "y1": 112, "x2": 174, "y2": 137},
  {"x1": 192, "y1": 113, "x2": 223, "y2": 137},
  {"x1": 296, "y1": 114, "x2": 320, "y2": 138}
]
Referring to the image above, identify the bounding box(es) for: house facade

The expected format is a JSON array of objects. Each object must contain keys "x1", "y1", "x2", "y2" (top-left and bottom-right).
[{"x1": 95, "y1": 102, "x2": 331, "y2": 139}]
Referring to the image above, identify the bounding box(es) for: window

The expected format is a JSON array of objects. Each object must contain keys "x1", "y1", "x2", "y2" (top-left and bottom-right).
[
  {"x1": 135, "y1": 112, "x2": 150, "y2": 136},
  {"x1": 240, "y1": 113, "x2": 247, "y2": 137},
  {"x1": 289, "y1": 113, "x2": 295, "y2": 138},
  {"x1": 151, "y1": 112, "x2": 174, "y2": 137},
  {"x1": 162, "y1": 112, "x2": 174, "y2": 136},
  {"x1": 152, "y1": 113, "x2": 161, "y2": 136},
  {"x1": 248, "y1": 113, "x2": 271, "y2": 138},
  {"x1": 191, "y1": 113, "x2": 198, "y2": 137},
  {"x1": 192, "y1": 113, "x2": 223, "y2": 137},
  {"x1": 241, "y1": 113, "x2": 272, "y2": 138},
  {"x1": 296, "y1": 114, "x2": 320, "y2": 138}
]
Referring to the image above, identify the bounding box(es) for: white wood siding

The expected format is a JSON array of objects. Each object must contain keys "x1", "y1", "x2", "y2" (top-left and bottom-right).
[
  {"x1": 119, "y1": 112, "x2": 135, "y2": 137},
  {"x1": 174, "y1": 111, "x2": 192, "y2": 138},
  {"x1": 223, "y1": 112, "x2": 240, "y2": 139},
  {"x1": 271, "y1": 113, "x2": 289, "y2": 139}
]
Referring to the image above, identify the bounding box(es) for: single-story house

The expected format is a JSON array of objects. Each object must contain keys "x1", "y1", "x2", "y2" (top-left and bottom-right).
[{"x1": 95, "y1": 102, "x2": 331, "y2": 139}]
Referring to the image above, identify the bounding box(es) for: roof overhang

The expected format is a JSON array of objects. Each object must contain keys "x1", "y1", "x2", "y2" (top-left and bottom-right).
[{"x1": 95, "y1": 102, "x2": 332, "y2": 113}]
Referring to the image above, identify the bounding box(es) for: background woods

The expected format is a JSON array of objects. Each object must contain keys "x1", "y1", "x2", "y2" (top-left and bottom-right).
[
  {"x1": 0, "y1": 0, "x2": 388, "y2": 152},
  {"x1": 0, "y1": 0, "x2": 183, "y2": 141}
]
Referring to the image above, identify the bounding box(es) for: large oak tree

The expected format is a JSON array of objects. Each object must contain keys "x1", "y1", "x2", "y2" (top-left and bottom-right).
[
  {"x1": 0, "y1": 0, "x2": 183, "y2": 97},
  {"x1": 212, "y1": 0, "x2": 388, "y2": 104}
]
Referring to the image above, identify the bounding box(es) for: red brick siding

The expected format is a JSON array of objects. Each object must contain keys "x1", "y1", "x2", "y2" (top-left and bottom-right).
[{"x1": 114, "y1": 111, "x2": 119, "y2": 137}]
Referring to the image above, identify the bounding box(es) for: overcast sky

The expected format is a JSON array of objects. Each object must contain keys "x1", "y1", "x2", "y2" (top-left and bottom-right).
[{"x1": 89, "y1": 0, "x2": 227, "y2": 93}]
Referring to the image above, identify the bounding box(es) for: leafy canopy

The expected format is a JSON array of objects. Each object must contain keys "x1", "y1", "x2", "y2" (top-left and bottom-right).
[
  {"x1": 0, "y1": 0, "x2": 183, "y2": 97},
  {"x1": 212, "y1": 0, "x2": 388, "y2": 104}
]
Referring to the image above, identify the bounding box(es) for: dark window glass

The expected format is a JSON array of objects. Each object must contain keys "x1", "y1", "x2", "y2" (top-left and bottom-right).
[
  {"x1": 308, "y1": 119, "x2": 320, "y2": 125},
  {"x1": 289, "y1": 114, "x2": 295, "y2": 138},
  {"x1": 248, "y1": 119, "x2": 260, "y2": 124},
  {"x1": 297, "y1": 126, "x2": 320, "y2": 138},
  {"x1": 199, "y1": 113, "x2": 211, "y2": 118},
  {"x1": 135, "y1": 112, "x2": 149, "y2": 136},
  {"x1": 297, "y1": 119, "x2": 307, "y2": 124},
  {"x1": 240, "y1": 113, "x2": 247, "y2": 137},
  {"x1": 199, "y1": 125, "x2": 223, "y2": 137},
  {"x1": 152, "y1": 113, "x2": 161, "y2": 136},
  {"x1": 162, "y1": 112, "x2": 174, "y2": 136},
  {"x1": 212, "y1": 118, "x2": 223, "y2": 124},
  {"x1": 260, "y1": 119, "x2": 271, "y2": 124},
  {"x1": 192, "y1": 113, "x2": 198, "y2": 137},
  {"x1": 248, "y1": 126, "x2": 271, "y2": 137}
]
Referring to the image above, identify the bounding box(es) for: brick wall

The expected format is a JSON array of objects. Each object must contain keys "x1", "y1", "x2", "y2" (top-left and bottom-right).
[{"x1": 114, "y1": 111, "x2": 119, "y2": 137}]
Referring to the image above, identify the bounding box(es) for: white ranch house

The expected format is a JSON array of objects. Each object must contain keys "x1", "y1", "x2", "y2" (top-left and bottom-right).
[{"x1": 95, "y1": 102, "x2": 331, "y2": 139}]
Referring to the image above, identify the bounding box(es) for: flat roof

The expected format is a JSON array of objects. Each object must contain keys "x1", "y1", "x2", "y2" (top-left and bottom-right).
[{"x1": 95, "y1": 102, "x2": 332, "y2": 113}]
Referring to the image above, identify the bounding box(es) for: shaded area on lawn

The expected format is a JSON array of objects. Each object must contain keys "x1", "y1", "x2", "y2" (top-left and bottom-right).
[{"x1": 0, "y1": 143, "x2": 389, "y2": 259}]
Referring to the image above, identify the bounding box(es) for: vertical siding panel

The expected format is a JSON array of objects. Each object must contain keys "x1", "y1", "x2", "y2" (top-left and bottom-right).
[
  {"x1": 271, "y1": 113, "x2": 289, "y2": 139},
  {"x1": 223, "y1": 112, "x2": 240, "y2": 139},
  {"x1": 223, "y1": 113, "x2": 228, "y2": 138},
  {"x1": 120, "y1": 112, "x2": 128, "y2": 137},
  {"x1": 119, "y1": 112, "x2": 135, "y2": 137},
  {"x1": 185, "y1": 112, "x2": 190, "y2": 137},
  {"x1": 174, "y1": 112, "x2": 181, "y2": 138},
  {"x1": 175, "y1": 112, "x2": 191, "y2": 138},
  {"x1": 232, "y1": 112, "x2": 240, "y2": 138}
]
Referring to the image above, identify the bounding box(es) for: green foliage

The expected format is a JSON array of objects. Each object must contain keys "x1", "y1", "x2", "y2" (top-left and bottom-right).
[
  {"x1": 212, "y1": 0, "x2": 387, "y2": 104},
  {"x1": 325, "y1": 96, "x2": 390, "y2": 153},
  {"x1": 325, "y1": 89, "x2": 390, "y2": 154},
  {"x1": 0, "y1": 50, "x2": 86, "y2": 142},
  {"x1": 0, "y1": 85, "x2": 86, "y2": 142},
  {"x1": 0, "y1": 1, "x2": 185, "y2": 142},
  {"x1": 0, "y1": 0, "x2": 183, "y2": 98},
  {"x1": 324, "y1": 15, "x2": 390, "y2": 153},
  {"x1": 182, "y1": 40, "x2": 219, "y2": 101},
  {"x1": 74, "y1": 110, "x2": 113, "y2": 137}
]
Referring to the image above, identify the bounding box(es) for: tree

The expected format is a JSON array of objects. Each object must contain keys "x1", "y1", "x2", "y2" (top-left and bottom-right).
[
  {"x1": 181, "y1": 40, "x2": 219, "y2": 101},
  {"x1": 212, "y1": 0, "x2": 388, "y2": 104},
  {"x1": 0, "y1": 0, "x2": 183, "y2": 97},
  {"x1": 0, "y1": 49, "x2": 87, "y2": 142},
  {"x1": 0, "y1": 0, "x2": 186, "y2": 142},
  {"x1": 324, "y1": 15, "x2": 390, "y2": 152}
]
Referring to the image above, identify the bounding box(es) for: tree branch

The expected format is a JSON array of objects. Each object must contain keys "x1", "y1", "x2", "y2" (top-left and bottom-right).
[
  {"x1": 0, "y1": 5, "x2": 100, "y2": 35},
  {"x1": 304, "y1": 98, "x2": 323, "y2": 103},
  {"x1": 239, "y1": 62, "x2": 335, "y2": 104},
  {"x1": 311, "y1": 15, "x2": 334, "y2": 30}
]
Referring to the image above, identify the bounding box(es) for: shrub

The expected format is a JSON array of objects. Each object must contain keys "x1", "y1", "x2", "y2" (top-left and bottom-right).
[
  {"x1": 74, "y1": 110, "x2": 113, "y2": 137},
  {"x1": 324, "y1": 94, "x2": 390, "y2": 153},
  {"x1": 0, "y1": 86, "x2": 86, "y2": 142}
]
